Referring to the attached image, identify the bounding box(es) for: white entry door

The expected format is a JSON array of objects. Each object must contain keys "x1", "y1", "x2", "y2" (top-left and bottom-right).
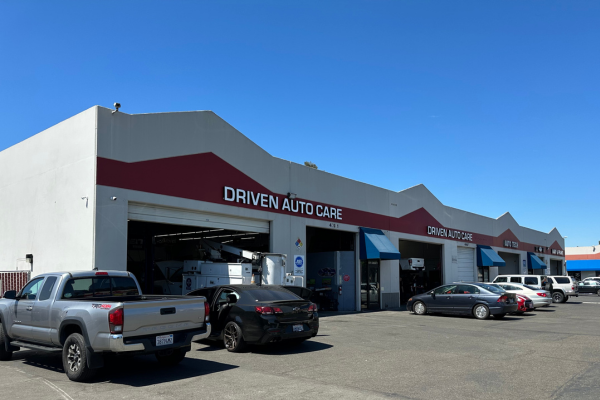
[{"x1": 457, "y1": 247, "x2": 475, "y2": 282}]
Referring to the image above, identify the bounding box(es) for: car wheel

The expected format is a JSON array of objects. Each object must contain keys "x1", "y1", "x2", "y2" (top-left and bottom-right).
[
  {"x1": 62, "y1": 333, "x2": 96, "y2": 382},
  {"x1": 412, "y1": 301, "x2": 427, "y2": 315},
  {"x1": 0, "y1": 323, "x2": 13, "y2": 361},
  {"x1": 223, "y1": 321, "x2": 246, "y2": 353},
  {"x1": 494, "y1": 313, "x2": 506, "y2": 319},
  {"x1": 155, "y1": 349, "x2": 186, "y2": 366},
  {"x1": 473, "y1": 304, "x2": 490, "y2": 320},
  {"x1": 552, "y1": 292, "x2": 565, "y2": 303}
]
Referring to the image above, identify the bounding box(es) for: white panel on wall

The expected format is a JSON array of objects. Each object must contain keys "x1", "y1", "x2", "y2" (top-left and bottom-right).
[{"x1": 457, "y1": 247, "x2": 475, "y2": 282}]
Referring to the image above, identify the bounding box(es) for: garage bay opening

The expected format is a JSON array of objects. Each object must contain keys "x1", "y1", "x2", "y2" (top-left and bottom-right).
[
  {"x1": 398, "y1": 240, "x2": 443, "y2": 303},
  {"x1": 127, "y1": 220, "x2": 269, "y2": 294},
  {"x1": 305, "y1": 227, "x2": 356, "y2": 311}
]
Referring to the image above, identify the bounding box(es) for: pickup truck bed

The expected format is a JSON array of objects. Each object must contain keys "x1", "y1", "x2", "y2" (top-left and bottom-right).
[{"x1": 0, "y1": 270, "x2": 211, "y2": 382}]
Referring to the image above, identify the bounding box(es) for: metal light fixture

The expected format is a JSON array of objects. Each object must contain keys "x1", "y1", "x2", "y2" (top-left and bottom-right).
[
  {"x1": 25, "y1": 254, "x2": 33, "y2": 264},
  {"x1": 287, "y1": 192, "x2": 297, "y2": 199}
]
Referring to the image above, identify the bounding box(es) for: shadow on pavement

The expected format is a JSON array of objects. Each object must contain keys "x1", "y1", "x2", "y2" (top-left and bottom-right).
[
  {"x1": 196, "y1": 340, "x2": 332, "y2": 356},
  {"x1": 16, "y1": 349, "x2": 238, "y2": 386}
]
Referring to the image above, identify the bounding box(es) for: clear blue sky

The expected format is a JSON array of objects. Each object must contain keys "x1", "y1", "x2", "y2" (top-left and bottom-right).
[{"x1": 1, "y1": 1, "x2": 598, "y2": 247}]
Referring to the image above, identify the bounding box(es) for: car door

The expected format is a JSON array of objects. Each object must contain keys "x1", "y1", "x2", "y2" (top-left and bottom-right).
[
  {"x1": 427, "y1": 285, "x2": 457, "y2": 313},
  {"x1": 11, "y1": 277, "x2": 44, "y2": 340},
  {"x1": 453, "y1": 285, "x2": 480, "y2": 314},
  {"x1": 30, "y1": 276, "x2": 58, "y2": 343},
  {"x1": 213, "y1": 287, "x2": 240, "y2": 333}
]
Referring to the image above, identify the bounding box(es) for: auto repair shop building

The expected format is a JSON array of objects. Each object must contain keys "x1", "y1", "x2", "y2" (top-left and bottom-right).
[{"x1": 0, "y1": 106, "x2": 566, "y2": 311}]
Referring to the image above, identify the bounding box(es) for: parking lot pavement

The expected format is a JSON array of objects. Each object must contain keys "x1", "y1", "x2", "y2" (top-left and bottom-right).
[{"x1": 3, "y1": 295, "x2": 600, "y2": 400}]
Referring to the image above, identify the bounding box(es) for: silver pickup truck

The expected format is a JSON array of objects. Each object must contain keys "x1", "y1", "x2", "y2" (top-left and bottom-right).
[{"x1": 0, "y1": 270, "x2": 211, "y2": 381}]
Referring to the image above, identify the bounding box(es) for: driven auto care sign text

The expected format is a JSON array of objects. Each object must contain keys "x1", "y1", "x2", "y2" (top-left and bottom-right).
[
  {"x1": 427, "y1": 226, "x2": 473, "y2": 241},
  {"x1": 224, "y1": 187, "x2": 343, "y2": 220}
]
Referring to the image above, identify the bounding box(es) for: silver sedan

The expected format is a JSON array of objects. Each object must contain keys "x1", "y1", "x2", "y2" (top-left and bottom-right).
[{"x1": 487, "y1": 282, "x2": 552, "y2": 308}]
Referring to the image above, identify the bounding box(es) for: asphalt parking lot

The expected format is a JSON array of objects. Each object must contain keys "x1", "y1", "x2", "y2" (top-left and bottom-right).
[{"x1": 3, "y1": 295, "x2": 600, "y2": 400}]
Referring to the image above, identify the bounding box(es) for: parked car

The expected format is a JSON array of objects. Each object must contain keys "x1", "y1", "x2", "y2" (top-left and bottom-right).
[
  {"x1": 515, "y1": 294, "x2": 534, "y2": 314},
  {"x1": 186, "y1": 285, "x2": 319, "y2": 352},
  {"x1": 0, "y1": 271, "x2": 211, "y2": 382},
  {"x1": 490, "y1": 282, "x2": 552, "y2": 308},
  {"x1": 577, "y1": 281, "x2": 600, "y2": 295},
  {"x1": 546, "y1": 276, "x2": 579, "y2": 303},
  {"x1": 582, "y1": 277, "x2": 600, "y2": 284},
  {"x1": 407, "y1": 283, "x2": 518, "y2": 320},
  {"x1": 493, "y1": 275, "x2": 547, "y2": 289}
]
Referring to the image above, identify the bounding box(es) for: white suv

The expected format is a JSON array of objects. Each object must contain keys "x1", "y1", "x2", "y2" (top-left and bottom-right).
[{"x1": 547, "y1": 276, "x2": 578, "y2": 303}]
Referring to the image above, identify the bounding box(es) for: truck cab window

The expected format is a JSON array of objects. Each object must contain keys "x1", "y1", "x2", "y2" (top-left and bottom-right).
[
  {"x1": 38, "y1": 276, "x2": 58, "y2": 301},
  {"x1": 20, "y1": 278, "x2": 44, "y2": 300}
]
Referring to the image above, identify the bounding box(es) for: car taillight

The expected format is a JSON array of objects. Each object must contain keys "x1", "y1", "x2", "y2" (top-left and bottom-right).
[
  {"x1": 273, "y1": 307, "x2": 283, "y2": 314},
  {"x1": 409, "y1": 259, "x2": 412, "y2": 266},
  {"x1": 497, "y1": 295, "x2": 508, "y2": 303},
  {"x1": 308, "y1": 303, "x2": 317, "y2": 312},
  {"x1": 109, "y1": 307, "x2": 124, "y2": 334},
  {"x1": 537, "y1": 292, "x2": 547, "y2": 297},
  {"x1": 95, "y1": 271, "x2": 108, "y2": 275},
  {"x1": 204, "y1": 301, "x2": 210, "y2": 322},
  {"x1": 571, "y1": 285, "x2": 575, "y2": 290},
  {"x1": 255, "y1": 306, "x2": 274, "y2": 315}
]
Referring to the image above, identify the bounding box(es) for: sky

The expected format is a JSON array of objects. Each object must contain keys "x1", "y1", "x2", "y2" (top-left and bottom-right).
[{"x1": 1, "y1": 1, "x2": 598, "y2": 248}]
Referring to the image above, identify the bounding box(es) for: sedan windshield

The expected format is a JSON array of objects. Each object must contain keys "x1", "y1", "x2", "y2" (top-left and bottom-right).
[{"x1": 523, "y1": 284, "x2": 538, "y2": 291}]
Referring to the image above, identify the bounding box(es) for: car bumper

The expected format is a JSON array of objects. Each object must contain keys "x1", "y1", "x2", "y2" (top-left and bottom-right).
[
  {"x1": 532, "y1": 298, "x2": 552, "y2": 307},
  {"x1": 255, "y1": 320, "x2": 319, "y2": 345},
  {"x1": 489, "y1": 304, "x2": 518, "y2": 314},
  {"x1": 108, "y1": 323, "x2": 211, "y2": 353}
]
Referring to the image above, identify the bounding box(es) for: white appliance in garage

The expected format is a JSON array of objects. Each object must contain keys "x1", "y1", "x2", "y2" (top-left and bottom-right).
[{"x1": 457, "y1": 247, "x2": 475, "y2": 282}]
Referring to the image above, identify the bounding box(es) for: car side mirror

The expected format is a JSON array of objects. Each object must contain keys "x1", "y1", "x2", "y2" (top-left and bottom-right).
[
  {"x1": 226, "y1": 294, "x2": 237, "y2": 304},
  {"x1": 3, "y1": 290, "x2": 17, "y2": 300}
]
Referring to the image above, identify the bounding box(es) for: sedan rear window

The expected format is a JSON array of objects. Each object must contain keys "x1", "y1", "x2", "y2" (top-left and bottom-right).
[
  {"x1": 554, "y1": 277, "x2": 571, "y2": 284},
  {"x1": 476, "y1": 284, "x2": 504, "y2": 294},
  {"x1": 247, "y1": 288, "x2": 302, "y2": 302},
  {"x1": 62, "y1": 277, "x2": 139, "y2": 299}
]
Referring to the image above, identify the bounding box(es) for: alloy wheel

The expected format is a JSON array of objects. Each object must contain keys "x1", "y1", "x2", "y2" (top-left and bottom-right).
[
  {"x1": 224, "y1": 324, "x2": 238, "y2": 349},
  {"x1": 414, "y1": 302, "x2": 425, "y2": 315},
  {"x1": 67, "y1": 343, "x2": 81, "y2": 372},
  {"x1": 475, "y1": 305, "x2": 487, "y2": 319}
]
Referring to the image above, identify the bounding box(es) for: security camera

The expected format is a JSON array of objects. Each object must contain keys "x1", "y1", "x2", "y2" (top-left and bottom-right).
[
  {"x1": 110, "y1": 196, "x2": 117, "y2": 201},
  {"x1": 112, "y1": 103, "x2": 121, "y2": 114}
]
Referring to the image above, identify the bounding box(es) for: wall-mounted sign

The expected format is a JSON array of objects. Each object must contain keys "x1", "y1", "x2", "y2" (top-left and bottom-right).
[
  {"x1": 224, "y1": 187, "x2": 342, "y2": 220},
  {"x1": 427, "y1": 226, "x2": 473, "y2": 241},
  {"x1": 293, "y1": 255, "x2": 305, "y2": 276},
  {"x1": 503, "y1": 240, "x2": 519, "y2": 249},
  {"x1": 551, "y1": 249, "x2": 564, "y2": 256},
  {"x1": 534, "y1": 246, "x2": 545, "y2": 253}
]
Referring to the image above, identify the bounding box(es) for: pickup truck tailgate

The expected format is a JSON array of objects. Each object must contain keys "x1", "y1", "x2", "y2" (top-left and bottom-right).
[{"x1": 123, "y1": 296, "x2": 206, "y2": 337}]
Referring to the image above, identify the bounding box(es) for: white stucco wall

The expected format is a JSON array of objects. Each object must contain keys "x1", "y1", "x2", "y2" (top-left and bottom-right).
[{"x1": 0, "y1": 107, "x2": 97, "y2": 276}]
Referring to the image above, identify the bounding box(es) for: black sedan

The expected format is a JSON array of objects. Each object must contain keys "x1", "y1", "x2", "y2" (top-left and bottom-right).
[
  {"x1": 187, "y1": 285, "x2": 319, "y2": 352},
  {"x1": 407, "y1": 283, "x2": 518, "y2": 319},
  {"x1": 577, "y1": 281, "x2": 600, "y2": 295}
]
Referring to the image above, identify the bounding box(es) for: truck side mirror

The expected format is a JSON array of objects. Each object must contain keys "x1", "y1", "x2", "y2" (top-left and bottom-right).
[{"x1": 3, "y1": 290, "x2": 17, "y2": 299}]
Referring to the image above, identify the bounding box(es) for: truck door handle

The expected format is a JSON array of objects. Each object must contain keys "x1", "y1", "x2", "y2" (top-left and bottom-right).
[{"x1": 26, "y1": 306, "x2": 33, "y2": 311}]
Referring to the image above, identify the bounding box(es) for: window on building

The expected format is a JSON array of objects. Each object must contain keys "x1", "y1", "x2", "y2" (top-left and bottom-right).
[{"x1": 478, "y1": 267, "x2": 489, "y2": 282}]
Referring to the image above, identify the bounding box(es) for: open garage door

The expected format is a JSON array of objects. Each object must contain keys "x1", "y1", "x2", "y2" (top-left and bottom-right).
[
  {"x1": 398, "y1": 240, "x2": 443, "y2": 303},
  {"x1": 128, "y1": 203, "x2": 269, "y2": 233},
  {"x1": 457, "y1": 247, "x2": 475, "y2": 282},
  {"x1": 127, "y1": 203, "x2": 270, "y2": 295}
]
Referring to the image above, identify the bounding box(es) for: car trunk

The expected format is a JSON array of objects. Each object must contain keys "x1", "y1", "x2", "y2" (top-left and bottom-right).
[{"x1": 257, "y1": 300, "x2": 313, "y2": 323}]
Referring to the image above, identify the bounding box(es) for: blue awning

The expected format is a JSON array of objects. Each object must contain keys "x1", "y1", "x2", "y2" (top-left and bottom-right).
[
  {"x1": 477, "y1": 245, "x2": 506, "y2": 267},
  {"x1": 359, "y1": 227, "x2": 401, "y2": 260},
  {"x1": 527, "y1": 252, "x2": 547, "y2": 270},
  {"x1": 567, "y1": 260, "x2": 600, "y2": 272}
]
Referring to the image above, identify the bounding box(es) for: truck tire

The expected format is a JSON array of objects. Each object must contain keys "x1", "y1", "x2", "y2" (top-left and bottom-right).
[
  {"x1": 223, "y1": 321, "x2": 247, "y2": 352},
  {"x1": 62, "y1": 333, "x2": 96, "y2": 382},
  {"x1": 155, "y1": 349, "x2": 186, "y2": 366},
  {"x1": 0, "y1": 322, "x2": 13, "y2": 361},
  {"x1": 552, "y1": 292, "x2": 565, "y2": 303}
]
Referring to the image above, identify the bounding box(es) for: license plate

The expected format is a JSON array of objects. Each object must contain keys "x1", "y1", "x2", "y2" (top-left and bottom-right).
[
  {"x1": 293, "y1": 324, "x2": 303, "y2": 332},
  {"x1": 156, "y1": 334, "x2": 173, "y2": 346}
]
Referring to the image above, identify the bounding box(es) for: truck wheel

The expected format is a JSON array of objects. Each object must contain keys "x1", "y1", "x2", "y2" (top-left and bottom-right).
[
  {"x1": 0, "y1": 322, "x2": 13, "y2": 361},
  {"x1": 552, "y1": 292, "x2": 565, "y2": 303},
  {"x1": 62, "y1": 333, "x2": 96, "y2": 382},
  {"x1": 155, "y1": 349, "x2": 186, "y2": 366},
  {"x1": 223, "y1": 321, "x2": 247, "y2": 352}
]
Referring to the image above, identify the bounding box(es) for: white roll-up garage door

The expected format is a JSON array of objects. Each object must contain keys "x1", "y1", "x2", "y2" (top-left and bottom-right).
[
  {"x1": 128, "y1": 203, "x2": 269, "y2": 233},
  {"x1": 457, "y1": 247, "x2": 475, "y2": 282}
]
